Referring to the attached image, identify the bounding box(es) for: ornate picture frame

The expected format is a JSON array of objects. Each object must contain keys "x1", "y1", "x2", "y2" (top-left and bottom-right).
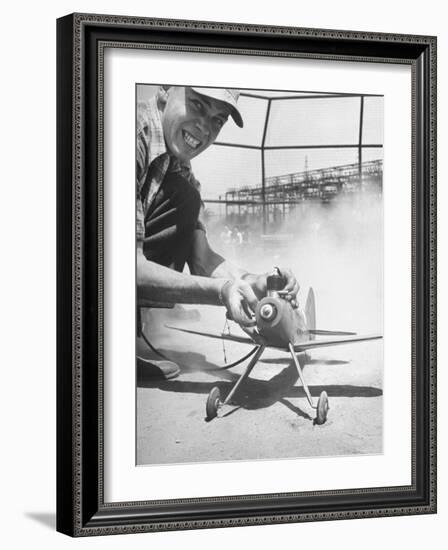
[{"x1": 56, "y1": 13, "x2": 436, "y2": 536}]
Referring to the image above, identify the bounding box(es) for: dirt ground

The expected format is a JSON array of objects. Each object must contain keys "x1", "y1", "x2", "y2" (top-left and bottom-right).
[{"x1": 137, "y1": 303, "x2": 383, "y2": 465}]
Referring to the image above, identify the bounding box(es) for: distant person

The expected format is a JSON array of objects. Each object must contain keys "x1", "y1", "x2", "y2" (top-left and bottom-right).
[
  {"x1": 232, "y1": 225, "x2": 243, "y2": 246},
  {"x1": 220, "y1": 225, "x2": 232, "y2": 245}
]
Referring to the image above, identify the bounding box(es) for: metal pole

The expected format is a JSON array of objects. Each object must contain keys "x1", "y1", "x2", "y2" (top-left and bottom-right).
[
  {"x1": 261, "y1": 152, "x2": 266, "y2": 230},
  {"x1": 214, "y1": 142, "x2": 382, "y2": 150},
  {"x1": 261, "y1": 99, "x2": 272, "y2": 234},
  {"x1": 358, "y1": 95, "x2": 365, "y2": 190},
  {"x1": 221, "y1": 346, "x2": 266, "y2": 407},
  {"x1": 288, "y1": 343, "x2": 315, "y2": 409}
]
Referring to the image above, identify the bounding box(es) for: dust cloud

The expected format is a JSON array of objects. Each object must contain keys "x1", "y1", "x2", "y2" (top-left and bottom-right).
[{"x1": 208, "y1": 192, "x2": 383, "y2": 335}]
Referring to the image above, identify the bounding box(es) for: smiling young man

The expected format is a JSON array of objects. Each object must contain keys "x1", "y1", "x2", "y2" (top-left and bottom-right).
[{"x1": 136, "y1": 86, "x2": 299, "y2": 379}]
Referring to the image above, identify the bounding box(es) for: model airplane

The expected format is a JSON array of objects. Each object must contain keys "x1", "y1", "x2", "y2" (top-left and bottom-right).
[{"x1": 168, "y1": 268, "x2": 382, "y2": 425}]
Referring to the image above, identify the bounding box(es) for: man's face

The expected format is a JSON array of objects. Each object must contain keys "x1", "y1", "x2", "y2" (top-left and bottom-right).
[{"x1": 161, "y1": 87, "x2": 230, "y2": 162}]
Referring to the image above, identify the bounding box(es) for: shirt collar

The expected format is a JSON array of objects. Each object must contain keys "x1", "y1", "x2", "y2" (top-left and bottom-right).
[
  {"x1": 147, "y1": 96, "x2": 167, "y2": 159},
  {"x1": 147, "y1": 95, "x2": 192, "y2": 171}
]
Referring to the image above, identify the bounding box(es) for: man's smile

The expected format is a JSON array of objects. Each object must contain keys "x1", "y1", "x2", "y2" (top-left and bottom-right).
[{"x1": 182, "y1": 129, "x2": 202, "y2": 150}]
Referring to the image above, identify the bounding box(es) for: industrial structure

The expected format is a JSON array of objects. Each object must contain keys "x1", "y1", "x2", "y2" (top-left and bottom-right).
[
  {"x1": 201, "y1": 90, "x2": 383, "y2": 233},
  {"x1": 214, "y1": 159, "x2": 383, "y2": 228}
]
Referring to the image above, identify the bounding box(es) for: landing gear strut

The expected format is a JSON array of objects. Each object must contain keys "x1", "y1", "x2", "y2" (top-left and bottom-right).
[
  {"x1": 288, "y1": 343, "x2": 329, "y2": 425},
  {"x1": 205, "y1": 345, "x2": 265, "y2": 419},
  {"x1": 205, "y1": 343, "x2": 330, "y2": 425}
]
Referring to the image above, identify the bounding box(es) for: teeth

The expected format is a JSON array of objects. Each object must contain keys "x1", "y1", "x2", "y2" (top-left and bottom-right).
[{"x1": 183, "y1": 130, "x2": 201, "y2": 149}]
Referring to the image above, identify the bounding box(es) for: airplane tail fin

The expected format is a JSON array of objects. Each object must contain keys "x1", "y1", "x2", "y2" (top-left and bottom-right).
[{"x1": 305, "y1": 287, "x2": 316, "y2": 339}]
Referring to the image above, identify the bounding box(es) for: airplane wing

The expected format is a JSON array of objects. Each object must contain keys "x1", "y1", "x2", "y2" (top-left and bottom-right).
[
  {"x1": 167, "y1": 325, "x2": 382, "y2": 352},
  {"x1": 294, "y1": 334, "x2": 382, "y2": 352},
  {"x1": 308, "y1": 329, "x2": 357, "y2": 336},
  {"x1": 165, "y1": 325, "x2": 254, "y2": 345}
]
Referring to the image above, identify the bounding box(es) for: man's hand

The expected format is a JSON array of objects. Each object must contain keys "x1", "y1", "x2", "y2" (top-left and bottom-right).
[
  {"x1": 220, "y1": 279, "x2": 259, "y2": 327},
  {"x1": 245, "y1": 267, "x2": 300, "y2": 302}
]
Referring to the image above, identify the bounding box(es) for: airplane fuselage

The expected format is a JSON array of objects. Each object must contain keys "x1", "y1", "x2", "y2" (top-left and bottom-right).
[{"x1": 255, "y1": 294, "x2": 308, "y2": 349}]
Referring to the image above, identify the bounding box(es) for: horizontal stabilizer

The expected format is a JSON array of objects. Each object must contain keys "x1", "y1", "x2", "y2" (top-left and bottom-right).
[
  {"x1": 166, "y1": 325, "x2": 254, "y2": 345},
  {"x1": 309, "y1": 329, "x2": 357, "y2": 336},
  {"x1": 294, "y1": 334, "x2": 382, "y2": 352}
]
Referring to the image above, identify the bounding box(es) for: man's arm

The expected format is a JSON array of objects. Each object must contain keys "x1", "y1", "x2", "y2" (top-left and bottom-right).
[
  {"x1": 137, "y1": 241, "x2": 259, "y2": 327},
  {"x1": 137, "y1": 245, "x2": 225, "y2": 307},
  {"x1": 188, "y1": 229, "x2": 248, "y2": 280}
]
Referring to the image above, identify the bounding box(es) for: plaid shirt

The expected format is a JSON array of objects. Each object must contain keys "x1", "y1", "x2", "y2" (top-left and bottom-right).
[{"x1": 136, "y1": 96, "x2": 203, "y2": 242}]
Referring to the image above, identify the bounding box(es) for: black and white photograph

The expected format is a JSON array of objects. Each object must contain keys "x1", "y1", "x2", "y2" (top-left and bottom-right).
[
  {"x1": 135, "y1": 84, "x2": 384, "y2": 466},
  {"x1": 52, "y1": 7, "x2": 437, "y2": 540}
]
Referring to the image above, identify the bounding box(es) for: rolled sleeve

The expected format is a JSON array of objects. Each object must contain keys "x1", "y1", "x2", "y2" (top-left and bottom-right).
[
  {"x1": 136, "y1": 104, "x2": 150, "y2": 242},
  {"x1": 136, "y1": 194, "x2": 145, "y2": 242}
]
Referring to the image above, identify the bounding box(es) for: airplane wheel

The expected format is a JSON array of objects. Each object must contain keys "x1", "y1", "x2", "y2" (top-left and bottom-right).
[
  {"x1": 206, "y1": 387, "x2": 221, "y2": 420},
  {"x1": 315, "y1": 391, "x2": 329, "y2": 425}
]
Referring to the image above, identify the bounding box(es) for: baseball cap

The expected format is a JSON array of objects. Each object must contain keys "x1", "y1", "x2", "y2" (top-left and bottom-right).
[{"x1": 191, "y1": 87, "x2": 244, "y2": 128}]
